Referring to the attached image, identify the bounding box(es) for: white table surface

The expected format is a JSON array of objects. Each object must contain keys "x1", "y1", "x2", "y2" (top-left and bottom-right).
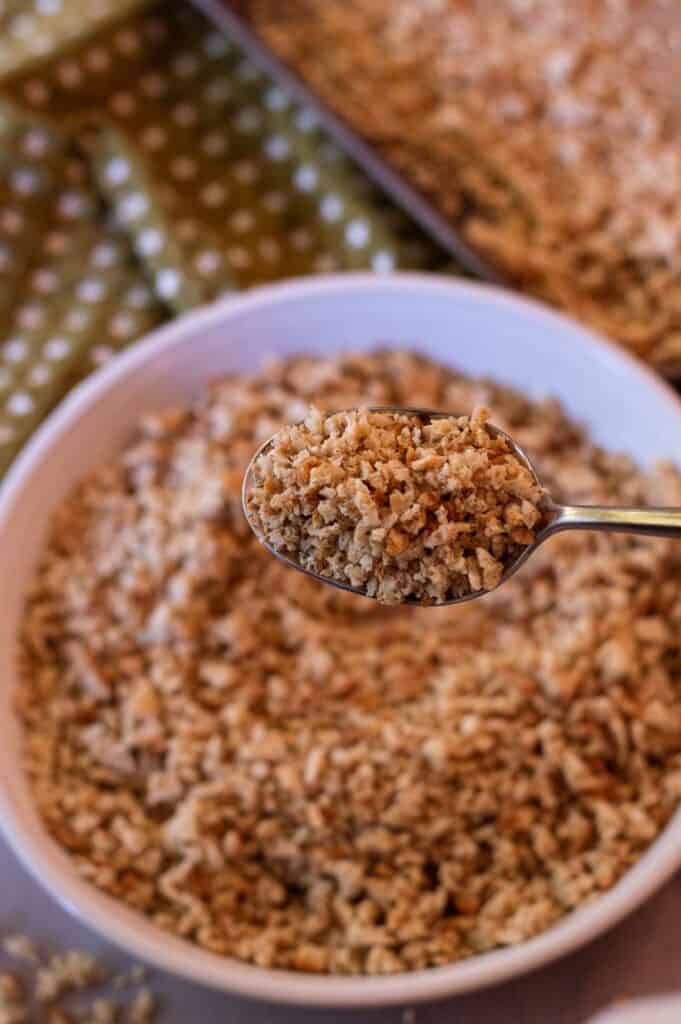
[{"x1": 2, "y1": 835, "x2": 680, "y2": 1024}]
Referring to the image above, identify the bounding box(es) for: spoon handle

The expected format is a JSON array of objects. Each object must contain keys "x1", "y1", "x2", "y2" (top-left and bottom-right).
[{"x1": 551, "y1": 504, "x2": 681, "y2": 539}]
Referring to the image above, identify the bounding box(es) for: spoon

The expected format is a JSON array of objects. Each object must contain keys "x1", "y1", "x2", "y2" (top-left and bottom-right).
[{"x1": 242, "y1": 406, "x2": 681, "y2": 606}]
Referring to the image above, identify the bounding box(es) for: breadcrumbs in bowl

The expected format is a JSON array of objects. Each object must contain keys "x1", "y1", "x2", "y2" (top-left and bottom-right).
[
  {"x1": 247, "y1": 406, "x2": 546, "y2": 604},
  {"x1": 16, "y1": 348, "x2": 681, "y2": 976}
]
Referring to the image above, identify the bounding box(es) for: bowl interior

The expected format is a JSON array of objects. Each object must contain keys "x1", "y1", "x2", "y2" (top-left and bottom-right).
[{"x1": 2, "y1": 274, "x2": 681, "y2": 1007}]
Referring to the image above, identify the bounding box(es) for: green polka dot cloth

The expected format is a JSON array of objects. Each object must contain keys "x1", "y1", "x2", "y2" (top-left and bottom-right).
[{"x1": 0, "y1": 0, "x2": 452, "y2": 475}]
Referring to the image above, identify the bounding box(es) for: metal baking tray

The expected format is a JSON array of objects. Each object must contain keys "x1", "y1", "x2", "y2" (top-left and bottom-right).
[{"x1": 193, "y1": 0, "x2": 502, "y2": 283}]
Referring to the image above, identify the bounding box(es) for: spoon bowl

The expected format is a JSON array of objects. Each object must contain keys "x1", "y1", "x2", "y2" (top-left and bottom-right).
[{"x1": 243, "y1": 405, "x2": 681, "y2": 605}]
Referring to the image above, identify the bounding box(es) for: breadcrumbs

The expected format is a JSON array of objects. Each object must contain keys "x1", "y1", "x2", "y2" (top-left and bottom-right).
[
  {"x1": 248, "y1": 0, "x2": 681, "y2": 372},
  {"x1": 17, "y1": 350, "x2": 681, "y2": 974},
  {"x1": 0, "y1": 931, "x2": 155, "y2": 1023},
  {"x1": 247, "y1": 406, "x2": 545, "y2": 603}
]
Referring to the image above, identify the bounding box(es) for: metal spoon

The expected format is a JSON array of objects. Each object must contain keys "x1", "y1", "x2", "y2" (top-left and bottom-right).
[{"x1": 242, "y1": 406, "x2": 681, "y2": 606}]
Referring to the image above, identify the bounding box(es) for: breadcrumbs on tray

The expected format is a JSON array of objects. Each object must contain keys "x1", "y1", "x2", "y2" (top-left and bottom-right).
[
  {"x1": 17, "y1": 350, "x2": 681, "y2": 975},
  {"x1": 248, "y1": 0, "x2": 681, "y2": 372},
  {"x1": 0, "y1": 931, "x2": 156, "y2": 1024},
  {"x1": 247, "y1": 406, "x2": 545, "y2": 603}
]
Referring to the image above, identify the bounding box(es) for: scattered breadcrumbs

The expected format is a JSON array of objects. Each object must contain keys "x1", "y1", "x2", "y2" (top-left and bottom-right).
[
  {"x1": 17, "y1": 350, "x2": 681, "y2": 974},
  {"x1": 247, "y1": 406, "x2": 545, "y2": 603},
  {"x1": 247, "y1": 0, "x2": 681, "y2": 372},
  {"x1": 0, "y1": 932, "x2": 154, "y2": 1023}
]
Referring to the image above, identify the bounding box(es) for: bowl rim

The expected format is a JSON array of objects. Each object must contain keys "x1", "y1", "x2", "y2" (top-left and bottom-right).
[{"x1": 2, "y1": 272, "x2": 681, "y2": 1008}]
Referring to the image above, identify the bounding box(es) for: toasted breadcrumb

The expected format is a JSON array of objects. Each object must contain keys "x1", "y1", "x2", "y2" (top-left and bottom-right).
[
  {"x1": 2, "y1": 937, "x2": 38, "y2": 964},
  {"x1": 249, "y1": 1, "x2": 681, "y2": 372},
  {"x1": 248, "y1": 406, "x2": 545, "y2": 603},
  {"x1": 17, "y1": 350, "x2": 681, "y2": 974},
  {"x1": 127, "y1": 990, "x2": 154, "y2": 1024}
]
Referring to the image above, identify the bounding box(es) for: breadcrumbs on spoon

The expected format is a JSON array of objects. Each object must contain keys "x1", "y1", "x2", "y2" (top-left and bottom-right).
[{"x1": 247, "y1": 406, "x2": 546, "y2": 604}]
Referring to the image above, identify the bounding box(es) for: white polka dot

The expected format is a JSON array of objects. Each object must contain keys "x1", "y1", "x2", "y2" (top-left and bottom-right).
[
  {"x1": 117, "y1": 193, "x2": 149, "y2": 223},
  {"x1": 65, "y1": 309, "x2": 90, "y2": 331},
  {"x1": 110, "y1": 92, "x2": 136, "y2": 117},
  {"x1": 6, "y1": 391, "x2": 34, "y2": 416},
  {"x1": 291, "y1": 228, "x2": 312, "y2": 251},
  {"x1": 236, "y1": 59, "x2": 258, "y2": 82},
  {"x1": 0, "y1": 368, "x2": 12, "y2": 390},
  {"x1": 44, "y1": 337, "x2": 71, "y2": 360},
  {"x1": 201, "y1": 183, "x2": 226, "y2": 207},
  {"x1": 372, "y1": 250, "x2": 395, "y2": 273},
  {"x1": 57, "y1": 191, "x2": 86, "y2": 219},
  {"x1": 294, "y1": 164, "x2": 319, "y2": 192},
  {"x1": 156, "y1": 268, "x2": 181, "y2": 299},
  {"x1": 18, "y1": 304, "x2": 44, "y2": 330},
  {"x1": 86, "y1": 46, "x2": 111, "y2": 72},
  {"x1": 28, "y1": 364, "x2": 51, "y2": 386},
  {"x1": 141, "y1": 125, "x2": 167, "y2": 151},
  {"x1": 170, "y1": 156, "x2": 197, "y2": 181},
  {"x1": 203, "y1": 77, "x2": 231, "y2": 105},
  {"x1": 90, "y1": 242, "x2": 118, "y2": 269},
  {"x1": 194, "y1": 250, "x2": 221, "y2": 275},
  {"x1": 115, "y1": 28, "x2": 141, "y2": 55},
  {"x1": 140, "y1": 72, "x2": 167, "y2": 99},
  {"x1": 262, "y1": 191, "x2": 286, "y2": 214},
  {"x1": 126, "y1": 285, "x2": 151, "y2": 308},
  {"x1": 320, "y1": 195, "x2": 343, "y2": 222},
  {"x1": 0, "y1": 424, "x2": 16, "y2": 444},
  {"x1": 230, "y1": 210, "x2": 254, "y2": 233},
  {"x1": 11, "y1": 168, "x2": 39, "y2": 195},
  {"x1": 265, "y1": 135, "x2": 290, "y2": 161},
  {"x1": 31, "y1": 268, "x2": 59, "y2": 292},
  {"x1": 105, "y1": 157, "x2": 130, "y2": 186},
  {"x1": 137, "y1": 227, "x2": 163, "y2": 256},
  {"x1": 265, "y1": 86, "x2": 289, "y2": 111},
  {"x1": 56, "y1": 60, "x2": 81, "y2": 88},
  {"x1": 11, "y1": 14, "x2": 36, "y2": 38},
  {"x1": 43, "y1": 231, "x2": 68, "y2": 254},
  {"x1": 233, "y1": 161, "x2": 258, "y2": 186},
  {"x1": 77, "y1": 278, "x2": 106, "y2": 303},
  {"x1": 258, "y1": 238, "x2": 280, "y2": 262},
  {"x1": 109, "y1": 313, "x2": 136, "y2": 338},
  {"x1": 173, "y1": 52, "x2": 199, "y2": 78},
  {"x1": 203, "y1": 32, "x2": 229, "y2": 58},
  {"x1": 202, "y1": 131, "x2": 228, "y2": 157},
  {"x1": 236, "y1": 107, "x2": 261, "y2": 133},
  {"x1": 91, "y1": 344, "x2": 114, "y2": 366},
  {"x1": 346, "y1": 219, "x2": 371, "y2": 248},
  {"x1": 296, "y1": 108, "x2": 319, "y2": 133},
  {"x1": 23, "y1": 79, "x2": 49, "y2": 106},
  {"x1": 226, "y1": 246, "x2": 251, "y2": 270},
  {"x1": 3, "y1": 339, "x2": 27, "y2": 363},
  {"x1": 22, "y1": 129, "x2": 50, "y2": 157},
  {"x1": 172, "y1": 103, "x2": 197, "y2": 127}
]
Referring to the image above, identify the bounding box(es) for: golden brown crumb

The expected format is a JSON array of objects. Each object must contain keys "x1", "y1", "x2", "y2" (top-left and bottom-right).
[
  {"x1": 2, "y1": 936, "x2": 38, "y2": 963},
  {"x1": 35, "y1": 952, "x2": 104, "y2": 1002},
  {"x1": 127, "y1": 990, "x2": 154, "y2": 1024},
  {"x1": 247, "y1": 407, "x2": 545, "y2": 603},
  {"x1": 17, "y1": 350, "x2": 681, "y2": 975}
]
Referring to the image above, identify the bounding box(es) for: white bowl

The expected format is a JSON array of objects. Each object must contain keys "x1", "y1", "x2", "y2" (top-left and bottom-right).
[{"x1": 1, "y1": 274, "x2": 681, "y2": 1008}]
